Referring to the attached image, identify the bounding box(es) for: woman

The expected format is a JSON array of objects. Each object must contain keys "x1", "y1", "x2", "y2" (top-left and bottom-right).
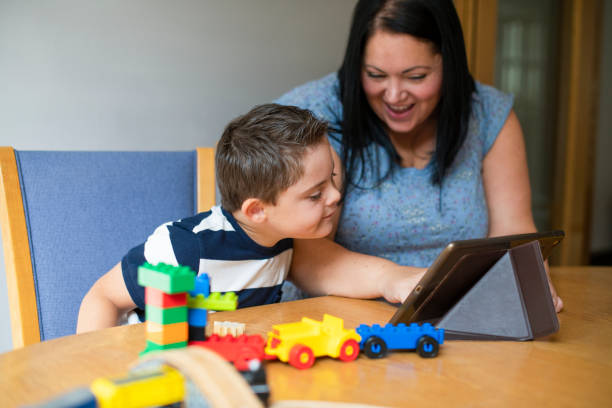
[{"x1": 279, "y1": 0, "x2": 562, "y2": 311}]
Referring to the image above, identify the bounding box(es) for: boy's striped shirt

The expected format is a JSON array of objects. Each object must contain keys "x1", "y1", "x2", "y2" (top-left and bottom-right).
[{"x1": 122, "y1": 206, "x2": 293, "y2": 310}]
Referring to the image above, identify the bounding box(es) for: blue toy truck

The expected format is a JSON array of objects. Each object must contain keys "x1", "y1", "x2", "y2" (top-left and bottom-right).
[{"x1": 356, "y1": 323, "x2": 444, "y2": 358}]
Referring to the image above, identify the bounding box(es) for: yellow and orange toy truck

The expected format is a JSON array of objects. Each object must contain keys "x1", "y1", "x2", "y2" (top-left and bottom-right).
[{"x1": 264, "y1": 314, "x2": 361, "y2": 369}]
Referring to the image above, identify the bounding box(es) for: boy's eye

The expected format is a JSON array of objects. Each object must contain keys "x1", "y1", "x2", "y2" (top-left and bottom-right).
[{"x1": 308, "y1": 192, "x2": 322, "y2": 201}]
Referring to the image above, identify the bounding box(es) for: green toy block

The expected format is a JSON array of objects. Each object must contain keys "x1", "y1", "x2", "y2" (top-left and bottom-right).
[
  {"x1": 137, "y1": 262, "x2": 196, "y2": 294},
  {"x1": 145, "y1": 305, "x2": 188, "y2": 324},
  {"x1": 140, "y1": 340, "x2": 188, "y2": 357},
  {"x1": 187, "y1": 292, "x2": 238, "y2": 311}
]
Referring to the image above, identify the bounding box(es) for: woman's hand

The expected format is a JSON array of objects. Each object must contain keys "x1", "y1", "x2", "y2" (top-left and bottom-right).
[
  {"x1": 548, "y1": 279, "x2": 564, "y2": 312},
  {"x1": 544, "y1": 260, "x2": 564, "y2": 312}
]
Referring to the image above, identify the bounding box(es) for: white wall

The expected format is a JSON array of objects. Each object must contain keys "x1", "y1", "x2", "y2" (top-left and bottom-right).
[
  {"x1": 591, "y1": 0, "x2": 612, "y2": 255},
  {"x1": 0, "y1": 0, "x2": 357, "y2": 353}
]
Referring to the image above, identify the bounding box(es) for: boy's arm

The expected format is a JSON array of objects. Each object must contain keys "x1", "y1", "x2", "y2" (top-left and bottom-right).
[
  {"x1": 289, "y1": 238, "x2": 425, "y2": 304},
  {"x1": 76, "y1": 262, "x2": 137, "y2": 333}
]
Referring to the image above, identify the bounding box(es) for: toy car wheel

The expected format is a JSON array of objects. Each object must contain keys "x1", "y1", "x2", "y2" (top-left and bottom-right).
[
  {"x1": 338, "y1": 339, "x2": 360, "y2": 362},
  {"x1": 416, "y1": 335, "x2": 439, "y2": 358},
  {"x1": 363, "y1": 336, "x2": 388, "y2": 359},
  {"x1": 289, "y1": 344, "x2": 315, "y2": 369}
]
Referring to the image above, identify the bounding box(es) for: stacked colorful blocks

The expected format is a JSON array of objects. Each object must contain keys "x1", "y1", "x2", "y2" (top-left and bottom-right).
[
  {"x1": 138, "y1": 262, "x2": 195, "y2": 355},
  {"x1": 138, "y1": 262, "x2": 239, "y2": 356}
]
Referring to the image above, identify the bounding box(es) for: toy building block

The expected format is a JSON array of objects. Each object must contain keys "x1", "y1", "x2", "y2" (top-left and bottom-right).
[
  {"x1": 188, "y1": 291, "x2": 238, "y2": 311},
  {"x1": 137, "y1": 262, "x2": 196, "y2": 294},
  {"x1": 140, "y1": 264, "x2": 195, "y2": 356},
  {"x1": 141, "y1": 340, "x2": 188, "y2": 356},
  {"x1": 264, "y1": 314, "x2": 361, "y2": 369},
  {"x1": 139, "y1": 264, "x2": 241, "y2": 353},
  {"x1": 189, "y1": 325, "x2": 207, "y2": 342},
  {"x1": 187, "y1": 306, "x2": 209, "y2": 327},
  {"x1": 91, "y1": 365, "x2": 184, "y2": 408},
  {"x1": 146, "y1": 321, "x2": 188, "y2": 345},
  {"x1": 190, "y1": 273, "x2": 211, "y2": 297},
  {"x1": 145, "y1": 304, "x2": 188, "y2": 325},
  {"x1": 213, "y1": 321, "x2": 246, "y2": 337},
  {"x1": 356, "y1": 322, "x2": 444, "y2": 358},
  {"x1": 145, "y1": 286, "x2": 187, "y2": 308},
  {"x1": 190, "y1": 334, "x2": 266, "y2": 371}
]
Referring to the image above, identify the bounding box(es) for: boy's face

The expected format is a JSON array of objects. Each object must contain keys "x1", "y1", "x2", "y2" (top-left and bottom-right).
[{"x1": 263, "y1": 139, "x2": 341, "y2": 241}]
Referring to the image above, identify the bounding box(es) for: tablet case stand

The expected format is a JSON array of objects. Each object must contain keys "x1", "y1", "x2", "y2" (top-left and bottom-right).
[{"x1": 435, "y1": 240, "x2": 559, "y2": 340}]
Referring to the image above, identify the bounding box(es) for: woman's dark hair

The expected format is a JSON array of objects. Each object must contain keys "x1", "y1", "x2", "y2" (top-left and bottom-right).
[{"x1": 338, "y1": 0, "x2": 475, "y2": 187}]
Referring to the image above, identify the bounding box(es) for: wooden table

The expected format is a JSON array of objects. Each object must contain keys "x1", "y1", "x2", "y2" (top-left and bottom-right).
[{"x1": 1, "y1": 266, "x2": 610, "y2": 407}]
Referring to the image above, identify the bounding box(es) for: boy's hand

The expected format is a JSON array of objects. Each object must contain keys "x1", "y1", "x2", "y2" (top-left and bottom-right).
[{"x1": 378, "y1": 266, "x2": 427, "y2": 304}]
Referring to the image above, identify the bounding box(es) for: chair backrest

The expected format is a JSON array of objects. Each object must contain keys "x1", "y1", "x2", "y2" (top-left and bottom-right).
[{"x1": 0, "y1": 147, "x2": 215, "y2": 347}]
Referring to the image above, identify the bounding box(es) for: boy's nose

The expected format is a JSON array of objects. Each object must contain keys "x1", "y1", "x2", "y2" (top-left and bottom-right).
[{"x1": 328, "y1": 185, "x2": 341, "y2": 206}]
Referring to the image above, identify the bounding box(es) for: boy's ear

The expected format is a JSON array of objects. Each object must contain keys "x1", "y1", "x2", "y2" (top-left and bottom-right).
[{"x1": 241, "y1": 198, "x2": 267, "y2": 223}]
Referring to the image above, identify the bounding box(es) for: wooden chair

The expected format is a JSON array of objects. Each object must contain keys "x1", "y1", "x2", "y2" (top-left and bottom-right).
[{"x1": 0, "y1": 147, "x2": 215, "y2": 348}]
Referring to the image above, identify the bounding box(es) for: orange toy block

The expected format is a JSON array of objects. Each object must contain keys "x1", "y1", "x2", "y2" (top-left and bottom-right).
[{"x1": 146, "y1": 321, "x2": 188, "y2": 345}]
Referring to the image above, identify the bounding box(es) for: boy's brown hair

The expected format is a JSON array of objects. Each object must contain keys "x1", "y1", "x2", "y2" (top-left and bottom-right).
[{"x1": 216, "y1": 103, "x2": 328, "y2": 212}]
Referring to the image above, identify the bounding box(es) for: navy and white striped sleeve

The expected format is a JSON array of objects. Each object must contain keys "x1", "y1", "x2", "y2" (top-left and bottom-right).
[{"x1": 121, "y1": 222, "x2": 200, "y2": 309}]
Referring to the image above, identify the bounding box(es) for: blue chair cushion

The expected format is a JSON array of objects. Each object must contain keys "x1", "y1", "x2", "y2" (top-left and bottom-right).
[{"x1": 16, "y1": 151, "x2": 197, "y2": 341}]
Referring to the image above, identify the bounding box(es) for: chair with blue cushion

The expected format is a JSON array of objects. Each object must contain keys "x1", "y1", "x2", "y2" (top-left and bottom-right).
[{"x1": 0, "y1": 147, "x2": 216, "y2": 348}]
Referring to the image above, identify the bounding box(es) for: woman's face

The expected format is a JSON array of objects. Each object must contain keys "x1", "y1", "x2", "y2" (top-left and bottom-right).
[{"x1": 361, "y1": 30, "x2": 443, "y2": 140}]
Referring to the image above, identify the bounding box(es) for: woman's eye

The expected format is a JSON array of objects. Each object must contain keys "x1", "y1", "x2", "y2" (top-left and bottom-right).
[
  {"x1": 366, "y1": 71, "x2": 385, "y2": 79},
  {"x1": 408, "y1": 74, "x2": 426, "y2": 81}
]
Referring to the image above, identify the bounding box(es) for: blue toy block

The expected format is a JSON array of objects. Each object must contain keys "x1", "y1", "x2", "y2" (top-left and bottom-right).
[
  {"x1": 190, "y1": 273, "x2": 211, "y2": 297},
  {"x1": 188, "y1": 307, "x2": 208, "y2": 327}
]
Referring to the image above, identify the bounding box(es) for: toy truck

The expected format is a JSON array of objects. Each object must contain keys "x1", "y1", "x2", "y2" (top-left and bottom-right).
[
  {"x1": 264, "y1": 314, "x2": 361, "y2": 369},
  {"x1": 356, "y1": 322, "x2": 444, "y2": 358}
]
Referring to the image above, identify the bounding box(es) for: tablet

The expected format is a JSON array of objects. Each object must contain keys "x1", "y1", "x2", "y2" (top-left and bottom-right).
[{"x1": 388, "y1": 230, "x2": 565, "y2": 326}]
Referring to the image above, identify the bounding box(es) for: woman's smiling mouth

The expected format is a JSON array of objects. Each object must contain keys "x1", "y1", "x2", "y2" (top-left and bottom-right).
[{"x1": 384, "y1": 103, "x2": 415, "y2": 119}]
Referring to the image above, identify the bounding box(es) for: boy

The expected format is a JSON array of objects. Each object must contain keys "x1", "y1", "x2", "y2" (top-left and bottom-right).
[{"x1": 77, "y1": 104, "x2": 341, "y2": 332}]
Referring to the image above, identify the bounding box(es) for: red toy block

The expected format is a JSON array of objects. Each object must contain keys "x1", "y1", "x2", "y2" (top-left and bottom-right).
[
  {"x1": 190, "y1": 334, "x2": 266, "y2": 371},
  {"x1": 145, "y1": 286, "x2": 187, "y2": 308}
]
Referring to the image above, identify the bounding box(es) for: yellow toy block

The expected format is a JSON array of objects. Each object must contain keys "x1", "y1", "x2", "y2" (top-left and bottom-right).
[{"x1": 91, "y1": 366, "x2": 184, "y2": 408}]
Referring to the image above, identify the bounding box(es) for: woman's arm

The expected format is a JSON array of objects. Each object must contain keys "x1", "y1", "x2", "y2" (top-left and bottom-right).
[
  {"x1": 482, "y1": 110, "x2": 563, "y2": 311},
  {"x1": 483, "y1": 110, "x2": 534, "y2": 237},
  {"x1": 289, "y1": 145, "x2": 426, "y2": 303}
]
